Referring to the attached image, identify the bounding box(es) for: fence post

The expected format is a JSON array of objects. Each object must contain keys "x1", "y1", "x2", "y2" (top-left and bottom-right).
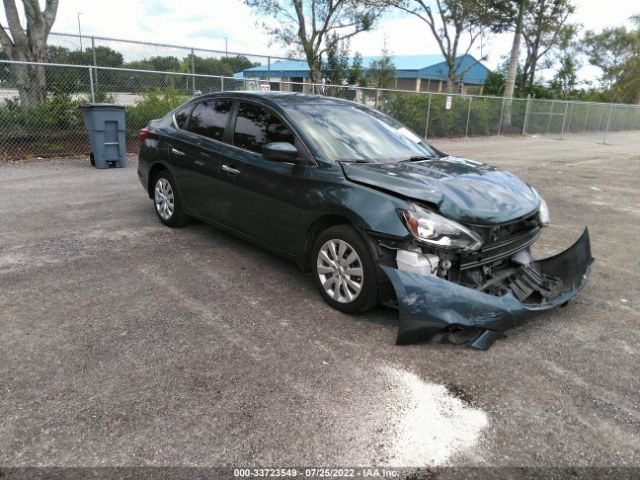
[
  {"x1": 88, "y1": 66, "x2": 95, "y2": 103},
  {"x1": 465, "y1": 96, "x2": 473, "y2": 139},
  {"x1": 560, "y1": 102, "x2": 569, "y2": 137},
  {"x1": 546, "y1": 101, "x2": 555, "y2": 135},
  {"x1": 221, "y1": 77, "x2": 224, "y2": 92},
  {"x1": 424, "y1": 93, "x2": 432, "y2": 139},
  {"x1": 498, "y1": 97, "x2": 506, "y2": 136},
  {"x1": 597, "y1": 105, "x2": 605, "y2": 131},
  {"x1": 91, "y1": 36, "x2": 98, "y2": 91},
  {"x1": 376, "y1": 89, "x2": 381, "y2": 108},
  {"x1": 602, "y1": 104, "x2": 614, "y2": 144},
  {"x1": 267, "y1": 56, "x2": 271, "y2": 83},
  {"x1": 584, "y1": 104, "x2": 591, "y2": 132},
  {"x1": 190, "y1": 48, "x2": 196, "y2": 95},
  {"x1": 522, "y1": 95, "x2": 531, "y2": 135},
  {"x1": 567, "y1": 102, "x2": 574, "y2": 134}
]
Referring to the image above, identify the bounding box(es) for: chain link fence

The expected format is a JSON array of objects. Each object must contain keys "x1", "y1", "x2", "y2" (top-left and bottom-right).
[
  {"x1": 45, "y1": 30, "x2": 293, "y2": 78},
  {"x1": 1, "y1": 59, "x2": 640, "y2": 159}
]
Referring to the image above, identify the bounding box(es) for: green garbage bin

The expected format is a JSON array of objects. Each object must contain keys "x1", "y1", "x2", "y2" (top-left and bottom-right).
[{"x1": 80, "y1": 103, "x2": 127, "y2": 169}]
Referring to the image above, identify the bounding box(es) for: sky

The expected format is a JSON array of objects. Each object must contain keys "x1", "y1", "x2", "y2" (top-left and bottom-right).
[{"x1": 2, "y1": 0, "x2": 639, "y2": 84}]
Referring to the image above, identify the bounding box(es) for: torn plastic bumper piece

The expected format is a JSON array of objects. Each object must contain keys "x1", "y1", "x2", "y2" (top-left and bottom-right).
[{"x1": 381, "y1": 228, "x2": 594, "y2": 350}]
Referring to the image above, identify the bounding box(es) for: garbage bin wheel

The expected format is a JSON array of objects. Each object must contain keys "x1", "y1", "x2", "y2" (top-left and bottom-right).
[
  {"x1": 153, "y1": 169, "x2": 190, "y2": 228},
  {"x1": 90, "y1": 153, "x2": 95, "y2": 166}
]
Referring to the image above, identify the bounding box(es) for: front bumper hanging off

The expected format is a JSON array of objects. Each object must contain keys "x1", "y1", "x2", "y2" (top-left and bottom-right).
[{"x1": 381, "y1": 228, "x2": 594, "y2": 350}]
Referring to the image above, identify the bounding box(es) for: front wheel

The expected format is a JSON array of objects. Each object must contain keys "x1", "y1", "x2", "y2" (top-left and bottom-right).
[
  {"x1": 153, "y1": 170, "x2": 190, "y2": 227},
  {"x1": 311, "y1": 224, "x2": 378, "y2": 313}
]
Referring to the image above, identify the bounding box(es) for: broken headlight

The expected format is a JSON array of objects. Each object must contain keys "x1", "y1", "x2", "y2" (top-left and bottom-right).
[
  {"x1": 401, "y1": 204, "x2": 483, "y2": 252},
  {"x1": 538, "y1": 197, "x2": 550, "y2": 226}
]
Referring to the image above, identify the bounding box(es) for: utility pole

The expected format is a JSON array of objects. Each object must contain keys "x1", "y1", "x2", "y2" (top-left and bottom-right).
[{"x1": 77, "y1": 12, "x2": 83, "y2": 52}]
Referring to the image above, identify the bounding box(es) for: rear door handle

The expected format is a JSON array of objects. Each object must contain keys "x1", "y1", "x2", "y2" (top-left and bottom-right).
[
  {"x1": 222, "y1": 164, "x2": 240, "y2": 175},
  {"x1": 171, "y1": 147, "x2": 185, "y2": 156},
  {"x1": 194, "y1": 160, "x2": 205, "y2": 167}
]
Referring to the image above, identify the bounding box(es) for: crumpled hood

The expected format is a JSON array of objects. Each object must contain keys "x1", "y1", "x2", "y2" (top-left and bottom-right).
[{"x1": 340, "y1": 156, "x2": 541, "y2": 224}]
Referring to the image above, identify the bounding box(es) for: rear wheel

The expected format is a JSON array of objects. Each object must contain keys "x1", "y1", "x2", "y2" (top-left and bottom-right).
[
  {"x1": 153, "y1": 170, "x2": 190, "y2": 227},
  {"x1": 311, "y1": 225, "x2": 378, "y2": 313}
]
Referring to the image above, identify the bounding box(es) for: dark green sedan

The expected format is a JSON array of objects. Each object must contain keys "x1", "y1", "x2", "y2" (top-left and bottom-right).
[{"x1": 137, "y1": 92, "x2": 593, "y2": 349}]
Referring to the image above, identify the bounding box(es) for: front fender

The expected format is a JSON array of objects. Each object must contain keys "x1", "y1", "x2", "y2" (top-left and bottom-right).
[{"x1": 300, "y1": 181, "x2": 410, "y2": 239}]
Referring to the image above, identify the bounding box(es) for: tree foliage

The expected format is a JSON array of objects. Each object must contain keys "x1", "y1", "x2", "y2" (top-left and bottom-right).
[
  {"x1": 47, "y1": 46, "x2": 125, "y2": 67},
  {"x1": 366, "y1": 46, "x2": 396, "y2": 89},
  {"x1": 521, "y1": 0, "x2": 576, "y2": 89},
  {"x1": 322, "y1": 33, "x2": 351, "y2": 85},
  {"x1": 584, "y1": 15, "x2": 640, "y2": 103},
  {"x1": 379, "y1": 0, "x2": 495, "y2": 93},
  {"x1": 244, "y1": 0, "x2": 384, "y2": 83},
  {"x1": 182, "y1": 54, "x2": 258, "y2": 77}
]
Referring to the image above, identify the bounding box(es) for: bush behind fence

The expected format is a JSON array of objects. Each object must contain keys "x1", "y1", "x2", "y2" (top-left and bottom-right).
[{"x1": 1, "y1": 61, "x2": 639, "y2": 159}]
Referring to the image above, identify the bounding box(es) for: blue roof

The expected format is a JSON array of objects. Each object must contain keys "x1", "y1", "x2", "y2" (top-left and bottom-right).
[{"x1": 235, "y1": 54, "x2": 490, "y2": 85}]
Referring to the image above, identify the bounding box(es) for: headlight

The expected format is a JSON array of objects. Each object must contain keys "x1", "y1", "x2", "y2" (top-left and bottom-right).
[
  {"x1": 400, "y1": 204, "x2": 483, "y2": 252},
  {"x1": 538, "y1": 197, "x2": 550, "y2": 226}
]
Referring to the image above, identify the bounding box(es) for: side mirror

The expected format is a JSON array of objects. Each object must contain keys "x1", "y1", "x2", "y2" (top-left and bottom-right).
[{"x1": 263, "y1": 142, "x2": 299, "y2": 162}]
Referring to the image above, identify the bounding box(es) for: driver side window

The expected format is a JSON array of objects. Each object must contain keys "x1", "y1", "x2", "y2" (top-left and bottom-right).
[{"x1": 233, "y1": 102, "x2": 294, "y2": 154}]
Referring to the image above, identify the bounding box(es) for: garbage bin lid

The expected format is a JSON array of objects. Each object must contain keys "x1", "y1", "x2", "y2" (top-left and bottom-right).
[{"x1": 80, "y1": 103, "x2": 125, "y2": 110}]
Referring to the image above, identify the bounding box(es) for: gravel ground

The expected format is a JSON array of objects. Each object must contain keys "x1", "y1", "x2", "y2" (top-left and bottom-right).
[{"x1": 1, "y1": 131, "x2": 639, "y2": 477}]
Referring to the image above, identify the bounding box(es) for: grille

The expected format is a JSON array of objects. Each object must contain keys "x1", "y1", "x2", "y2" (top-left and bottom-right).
[{"x1": 459, "y1": 213, "x2": 541, "y2": 270}]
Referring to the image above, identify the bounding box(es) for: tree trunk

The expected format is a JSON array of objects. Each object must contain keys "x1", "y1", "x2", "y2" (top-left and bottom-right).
[
  {"x1": 309, "y1": 62, "x2": 323, "y2": 85},
  {"x1": 446, "y1": 62, "x2": 456, "y2": 93},
  {"x1": 11, "y1": 61, "x2": 47, "y2": 108},
  {"x1": 503, "y1": 0, "x2": 527, "y2": 128},
  {"x1": 520, "y1": 55, "x2": 530, "y2": 90},
  {"x1": 0, "y1": 0, "x2": 59, "y2": 108},
  {"x1": 527, "y1": 55, "x2": 538, "y2": 89}
]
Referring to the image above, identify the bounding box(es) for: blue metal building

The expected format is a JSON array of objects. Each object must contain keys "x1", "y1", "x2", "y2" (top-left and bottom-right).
[{"x1": 234, "y1": 54, "x2": 491, "y2": 93}]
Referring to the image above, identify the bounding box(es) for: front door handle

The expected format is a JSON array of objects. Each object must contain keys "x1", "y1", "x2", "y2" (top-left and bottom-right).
[
  {"x1": 194, "y1": 160, "x2": 205, "y2": 167},
  {"x1": 222, "y1": 164, "x2": 240, "y2": 175},
  {"x1": 171, "y1": 147, "x2": 185, "y2": 156}
]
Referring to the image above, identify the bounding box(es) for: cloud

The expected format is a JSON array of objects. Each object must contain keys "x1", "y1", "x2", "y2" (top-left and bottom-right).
[
  {"x1": 139, "y1": 0, "x2": 174, "y2": 16},
  {"x1": 4, "y1": 0, "x2": 635, "y2": 83},
  {"x1": 189, "y1": 27, "x2": 232, "y2": 40}
]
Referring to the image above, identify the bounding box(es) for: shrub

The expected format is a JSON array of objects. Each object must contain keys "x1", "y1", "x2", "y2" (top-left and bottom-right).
[
  {"x1": 0, "y1": 92, "x2": 84, "y2": 135},
  {"x1": 125, "y1": 88, "x2": 191, "y2": 134},
  {"x1": 383, "y1": 92, "x2": 530, "y2": 138}
]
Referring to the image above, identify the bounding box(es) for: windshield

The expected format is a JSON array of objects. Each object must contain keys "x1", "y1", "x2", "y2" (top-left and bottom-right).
[{"x1": 286, "y1": 103, "x2": 436, "y2": 163}]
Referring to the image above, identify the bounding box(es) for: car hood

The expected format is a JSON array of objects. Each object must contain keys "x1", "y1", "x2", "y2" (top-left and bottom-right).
[{"x1": 340, "y1": 156, "x2": 541, "y2": 225}]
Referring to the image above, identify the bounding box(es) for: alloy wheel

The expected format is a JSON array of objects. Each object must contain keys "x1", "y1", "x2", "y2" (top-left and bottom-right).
[
  {"x1": 154, "y1": 177, "x2": 175, "y2": 220},
  {"x1": 316, "y1": 239, "x2": 364, "y2": 303}
]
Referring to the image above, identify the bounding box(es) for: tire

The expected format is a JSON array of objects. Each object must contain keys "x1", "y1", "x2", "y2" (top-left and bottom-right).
[
  {"x1": 152, "y1": 169, "x2": 190, "y2": 227},
  {"x1": 311, "y1": 224, "x2": 378, "y2": 313}
]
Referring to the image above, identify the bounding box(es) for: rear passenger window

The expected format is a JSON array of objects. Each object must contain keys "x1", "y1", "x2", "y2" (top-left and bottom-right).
[
  {"x1": 174, "y1": 106, "x2": 191, "y2": 129},
  {"x1": 233, "y1": 102, "x2": 294, "y2": 154},
  {"x1": 187, "y1": 99, "x2": 233, "y2": 140}
]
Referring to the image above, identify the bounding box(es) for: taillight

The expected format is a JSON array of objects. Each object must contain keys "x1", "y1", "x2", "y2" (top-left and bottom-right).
[{"x1": 139, "y1": 127, "x2": 150, "y2": 145}]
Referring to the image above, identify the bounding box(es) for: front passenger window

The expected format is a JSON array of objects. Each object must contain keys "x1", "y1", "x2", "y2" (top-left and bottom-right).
[{"x1": 188, "y1": 100, "x2": 233, "y2": 141}]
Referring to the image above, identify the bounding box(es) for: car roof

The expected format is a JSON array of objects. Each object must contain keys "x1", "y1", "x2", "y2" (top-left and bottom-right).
[{"x1": 194, "y1": 91, "x2": 359, "y2": 108}]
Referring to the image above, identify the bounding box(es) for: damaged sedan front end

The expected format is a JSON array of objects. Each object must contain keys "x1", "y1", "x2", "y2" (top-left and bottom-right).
[
  {"x1": 383, "y1": 228, "x2": 593, "y2": 350},
  {"x1": 379, "y1": 204, "x2": 593, "y2": 349},
  {"x1": 341, "y1": 155, "x2": 594, "y2": 349}
]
